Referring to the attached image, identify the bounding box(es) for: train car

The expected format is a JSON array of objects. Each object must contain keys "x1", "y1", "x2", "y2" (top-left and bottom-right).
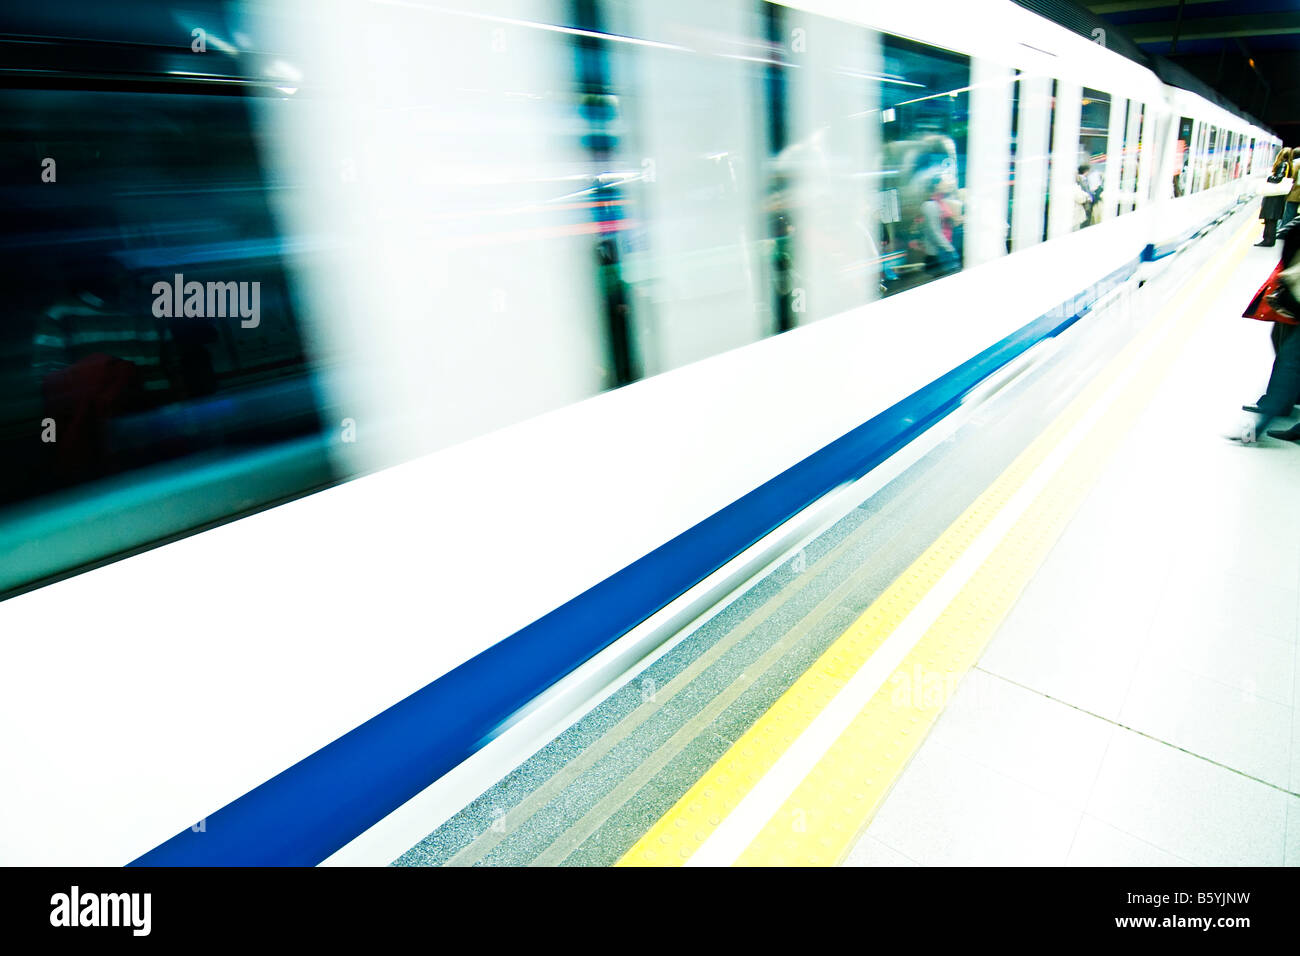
[{"x1": 0, "y1": 0, "x2": 1278, "y2": 865}]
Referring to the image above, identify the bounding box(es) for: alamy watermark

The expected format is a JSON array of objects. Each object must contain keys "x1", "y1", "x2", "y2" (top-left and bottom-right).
[
  {"x1": 152, "y1": 273, "x2": 260, "y2": 328},
  {"x1": 50, "y1": 886, "x2": 151, "y2": 937}
]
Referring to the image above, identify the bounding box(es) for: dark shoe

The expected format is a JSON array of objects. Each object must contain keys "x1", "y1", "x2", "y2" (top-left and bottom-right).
[
  {"x1": 1268, "y1": 424, "x2": 1300, "y2": 442},
  {"x1": 1243, "y1": 404, "x2": 1264, "y2": 413},
  {"x1": 1256, "y1": 241, "x2": 1276, "y2": 247}
]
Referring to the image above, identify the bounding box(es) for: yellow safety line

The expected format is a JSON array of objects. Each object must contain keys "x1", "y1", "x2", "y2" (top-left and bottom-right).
[{"x1": 616, "y1": 218, "x2": 1258, "y2": 867}]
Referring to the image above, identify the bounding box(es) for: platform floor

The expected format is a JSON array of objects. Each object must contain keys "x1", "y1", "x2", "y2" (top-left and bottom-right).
[{"x1": 849, "y1": 232, "x2": 1300, "y2": 867}]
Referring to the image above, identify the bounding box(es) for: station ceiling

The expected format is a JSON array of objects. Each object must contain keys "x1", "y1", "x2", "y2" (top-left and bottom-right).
[{"x1": 1086, "y1": 0, "x2": 1300, "y2": 143}]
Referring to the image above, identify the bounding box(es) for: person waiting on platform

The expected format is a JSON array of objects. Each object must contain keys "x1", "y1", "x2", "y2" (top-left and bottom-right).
[
  {"x1": 1237, "y1": 219, "x2": 1300, "y2": 443},
  {"x1": 1259, "y1": 147, "x2": 1295, "y2": 247},
  {"x1": 1286, "y1": 148, "x2": 1300, "y2": 227}
]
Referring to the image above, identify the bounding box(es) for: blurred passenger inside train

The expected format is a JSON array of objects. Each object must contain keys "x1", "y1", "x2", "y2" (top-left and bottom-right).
[
  {"x1": 31, "y1": 255, "x2": 169, "y2": 485},
  {"x1": 948, "y1": 188, "x2": 966, "y2": 264},
  {"x1": 860, "y1": 201, "x2": 899, "y2": 289},
  {"x1": 920, "y1": 178, "x2": 960, "y2": 276},
  {"x1": 1085, "y1": 166, "x2": 1104, "y2": 226},
  {"x1": 595, "y1": 238, "x2": 637, "y2": 385},
  {"x1": 1075, "y1": 165, "x2": 1095, "y2": 228}
]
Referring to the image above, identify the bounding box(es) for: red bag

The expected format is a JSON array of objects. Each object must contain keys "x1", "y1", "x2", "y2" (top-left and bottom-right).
[{"x1": 1243, "y1": 262, "x2": 1300, "y2": 325}]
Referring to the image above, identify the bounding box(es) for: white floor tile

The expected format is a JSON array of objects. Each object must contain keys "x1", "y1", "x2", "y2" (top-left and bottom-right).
[
  {"x1": 865, "y1": 740, "x2": 1082, "y2": 866},
  {"x1": 925, "y1": 668, "x2": 1113, "y2": 809},
  {"x1": 841, "y1": 835, "x2": 917, "y2": 868},
  {"x1": 1151, "y1": 569, "x2": 1298, "y2": 647},
  {"x1": 1142, "y1": 607, "x2": 1295, "y2": 706},
  {"x1": 1172, "y1": 522, "x2": 1300, "y2": 598},
  {"x1": 1119, "y1": 658, "x2": 1292, "y2": 788},
  {"x1": 1066, "y1": 814, "x2": 1193, "y2": 867},
  {"x1": 1085, "y1": 729, "x2": 1289, "y2": 866},
  {"x1": 980, "y1": 600, "x2": 1151, "y2": 721}
]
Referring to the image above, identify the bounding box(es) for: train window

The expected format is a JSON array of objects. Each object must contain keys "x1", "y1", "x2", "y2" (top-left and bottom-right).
[
  {"x1": 1212, "y1": 127, "x2": 1221, "y2": 184},
  {"x1": 1137, "y1": 105, "x2": 1149, "y2": 205},
  {"x1": 1116, "y1": 101, "x2": 1132, "y2": 213},
  {"x1": 1133, "y1": 104, "x2": 1144, "y2": 209},
  {"x1": 1008, "y1": 68, "x2": 1022, "y2": 250},
  {"x1": 1075, "y1": 89, "x2": 1110, "y2": 229},
  {"x1": 583, "y1": 2, "x2": 775, "y2": 375},
  {"x1": 1205, "y1": 126, "x2": 1217, "y2": 190},
  {"x1": 1117, "y1": 100, "x2": 1139, "y2": 215},
  {"x1": 1007, "y1": 72, "x2": 1054, "y2": 250},
  {"x1": 0, "y1": 87, "x2": 331, "y2": 596},
  {"x1": 1174, "y1": 117, "x2": 1193, "y2": 196},
  {"x1": 1043, "y1": 80, "x2": 1058, "y2": 242},
  {"x1": 1199, "y1": 126, "x2": 1208, "y2": 190},
  {"x1": 1145, "y1": 110, "x2": 1161, "y2": 203},
  {"x1": 1200, "y1": 124, "x2": 1213, "y2": 191},
  {"x1": 773, "y1": 5, "x2": 878, "y2": 321},
  {"x1": 759, "y1": 2, "x2": 797, "y2": 335},
  {"x1": 877, "y1": 34, "x2": 971, "y2": 296},
  {"x1": 1190, "y1": 122, "x2": 1207, "y2": 192},
  {"x1": 1208, "y1": 127, "x2": 1218, "y2": 187},
  {"x1": 217, "y1": 4, "x2": 642, "y2": 485}
]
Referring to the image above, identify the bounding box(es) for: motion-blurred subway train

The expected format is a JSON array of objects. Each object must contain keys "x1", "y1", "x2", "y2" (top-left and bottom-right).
[{"x1": 0, "y1": 0, "x2": 1279, "y2": 865}]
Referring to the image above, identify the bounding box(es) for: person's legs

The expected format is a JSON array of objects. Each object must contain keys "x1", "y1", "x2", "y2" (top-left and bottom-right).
[
  {"x1": 1259, "y1": 217, "x2": 1278, "y2": 246},
  {"x1": 1247, "y1": 324, "x2": 1291, "y2": 410},
  {"x1": 1287, "y1": 201, "x2": 1300, "y2": 225},
  {"x1": 1270, "y1": 323, "x2": 1300, "y2": 438},
  {"x1": 1272, "y1": 324, "x2": 1300, "y2": 409},
  {"x1": 1256, "y1": 322, "x2": 1300, "y2": 438}
]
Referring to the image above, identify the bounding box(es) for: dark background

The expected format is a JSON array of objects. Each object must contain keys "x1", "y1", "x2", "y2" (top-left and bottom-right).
[{"x1": 1017, "y1": 0, "x2": 1300, "y2": 147}]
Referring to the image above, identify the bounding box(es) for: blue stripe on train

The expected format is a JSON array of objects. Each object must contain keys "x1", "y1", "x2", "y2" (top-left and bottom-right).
[
  {"x1": 131, "y1": 255, "x2": 1141, "y2": 866},
  {"x1": 1142, "y1": 198, "x2": 1250, "y2": 262}
]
